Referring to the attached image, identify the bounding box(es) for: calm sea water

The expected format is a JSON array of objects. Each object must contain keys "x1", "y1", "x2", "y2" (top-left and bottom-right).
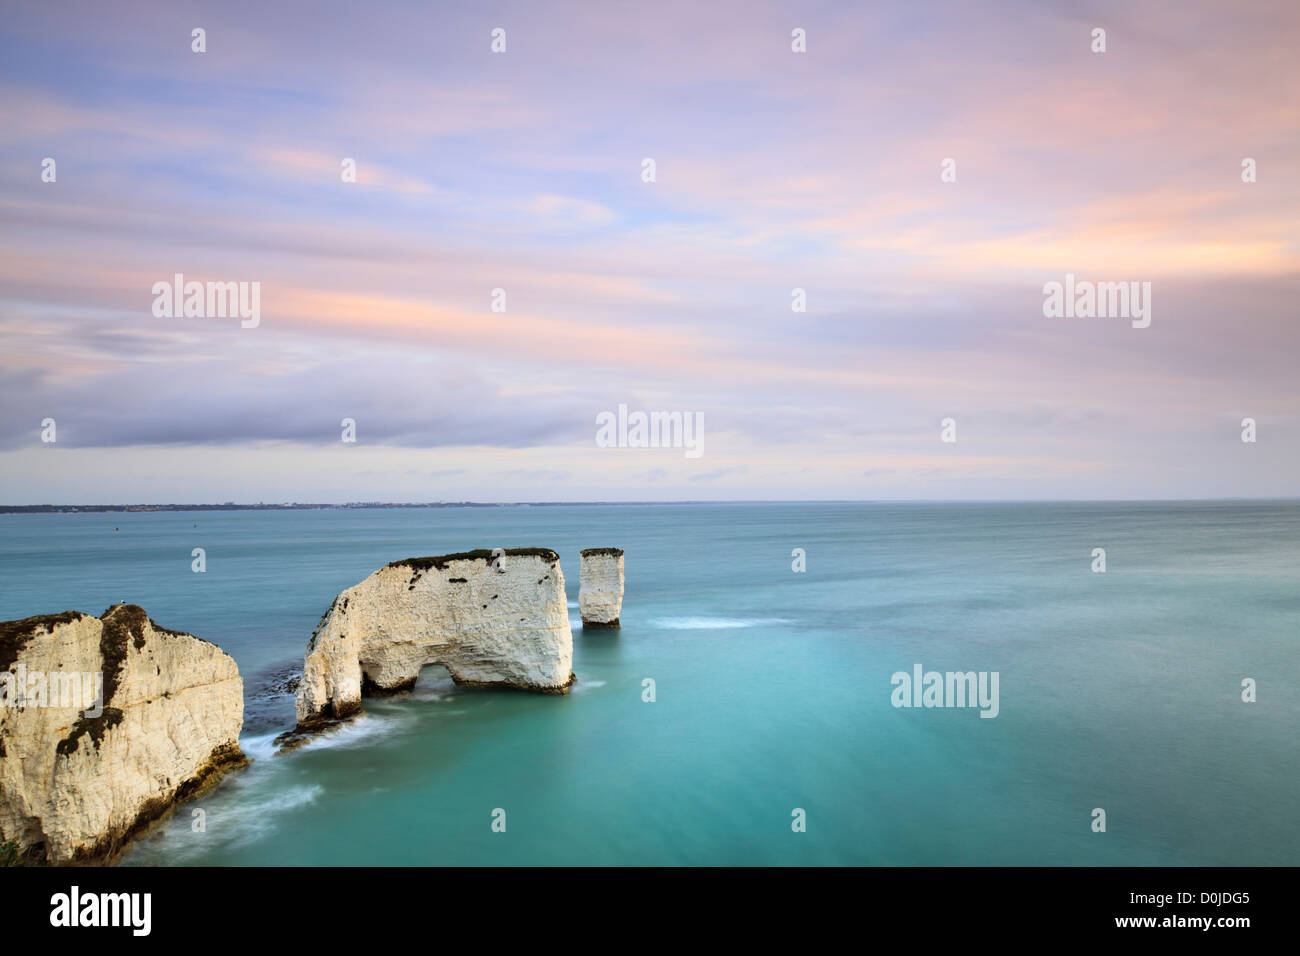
[{"x1": 1, "y1": 502, "x2": 1296, "y2": 866}]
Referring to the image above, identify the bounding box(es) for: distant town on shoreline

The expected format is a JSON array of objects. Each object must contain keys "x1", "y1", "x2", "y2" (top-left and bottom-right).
[
  {"x1": 1, "y1": 498, "x2": 1292, "y2": 515},
  {"x1": 0, "y1": 501, "x2": 717, "y2": 514}
]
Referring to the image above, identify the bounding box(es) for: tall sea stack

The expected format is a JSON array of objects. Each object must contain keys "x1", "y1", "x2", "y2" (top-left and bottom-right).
[{"x1": 579, "y1": 548, "x2": 624, "y2": 628}]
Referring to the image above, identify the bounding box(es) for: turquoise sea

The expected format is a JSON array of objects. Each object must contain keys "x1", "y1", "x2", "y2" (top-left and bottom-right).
[{"x1": 1, "y1": 501, "x2": 1296, "y2": 865}]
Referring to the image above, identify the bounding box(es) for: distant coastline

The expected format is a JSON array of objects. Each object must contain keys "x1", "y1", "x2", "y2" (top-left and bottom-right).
[
  {"x1": 0, "y1": 501, "x2": 717, "y2": 514},
  {"x1": 1, "y1": 498, "x2": 1295, "y2": 515}
]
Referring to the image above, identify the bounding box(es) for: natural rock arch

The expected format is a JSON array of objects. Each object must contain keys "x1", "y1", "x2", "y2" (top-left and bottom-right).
[{"x1": 294, "y1": 549, "x2": 575, "y2": 729}]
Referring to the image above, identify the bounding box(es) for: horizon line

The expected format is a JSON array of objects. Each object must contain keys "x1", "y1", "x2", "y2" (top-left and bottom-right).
[{"x1": 2, "y1": 497, "x2": 1298, "y2": 513}]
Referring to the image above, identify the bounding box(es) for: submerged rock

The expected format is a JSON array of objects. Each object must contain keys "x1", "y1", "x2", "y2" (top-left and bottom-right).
[
  {"x1": 241, "y1": 661, "x2": 304, "y2": 737},
  {"x1": 294, "y1": 548, "x2": 575, "y2": 730},
  {"x1": 0, "y1": 604, "x2": 244, "y2": 864},
  {"x1": 579, "y1": 548, "x2": 624, "y2": 628}
]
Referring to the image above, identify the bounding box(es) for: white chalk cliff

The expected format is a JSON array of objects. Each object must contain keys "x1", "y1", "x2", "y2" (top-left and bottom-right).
[
  {"x1": 579, "y1": 548, "x2": 624, "y2": 627},
  {"x1": 0, "y1": 605, "x2": 244, "y2": 864},
  {"x1": 294, "y1": 548, "x2": 575, "y2": 728}
]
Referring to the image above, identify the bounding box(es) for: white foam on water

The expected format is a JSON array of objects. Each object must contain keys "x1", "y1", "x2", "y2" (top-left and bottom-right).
[
  {"x1": 207, "y1": 782, "x2": 326, "y2": 851},
  {"x1": 239, "y1": 732, "x2": 283, "y2": 763},
  {"x1": 571, "y1": 679, "x2": 607, "y2": 693},
  {"x1": 653, "y1": 616, "x2": 792, "y2": 630},
  {"x1": 405, "y1": 679, "x2": 457, "y2": 703},
  {"x1": 242, "y1": 710, "x2": 414, "y2": 763},
  {"x1": 296, "y1": 711, "x2": 413, "y2": 751},
  {"x1": 126, "y1": 773, "x2": 324, "y2": 863},
  {"x1": 127, "y1": 714, "x2": 412, "y2": 860}
]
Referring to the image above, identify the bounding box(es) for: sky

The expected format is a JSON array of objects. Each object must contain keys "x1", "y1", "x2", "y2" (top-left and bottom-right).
[{"x1": 0, "y1": 0, "x2": 1297, "y2": 503}]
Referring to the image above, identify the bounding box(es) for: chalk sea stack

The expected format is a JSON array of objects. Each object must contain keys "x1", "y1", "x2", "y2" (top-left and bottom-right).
[
  {"x1": 0, "y1": 605, "x2": 244, "y2": 865},
  {"x1": 293, "y1": 548, "x2": 576, "y2": 730},
  {"x1": 579, "y1": 548, "x2": 624, "y2": 628}
]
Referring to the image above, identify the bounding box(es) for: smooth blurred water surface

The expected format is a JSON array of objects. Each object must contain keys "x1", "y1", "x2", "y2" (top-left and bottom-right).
[{"x1": 0, "y1": 501, "x2": 1295, "y2": 865}]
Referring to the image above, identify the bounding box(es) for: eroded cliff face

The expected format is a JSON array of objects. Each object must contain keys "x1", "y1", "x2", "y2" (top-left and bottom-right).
[
  {"x1": 0, "y1": 605, "x2": 244, "y2": 864},
  {"x1": 295, "y1": 548, "x2": 575, "y2": 728},
  {"x1": 579, "y1": 548, "x2": 624, "y2": 627}
]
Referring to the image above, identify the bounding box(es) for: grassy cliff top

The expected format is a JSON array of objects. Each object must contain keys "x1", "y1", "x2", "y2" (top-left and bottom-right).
[
  {"x1": 386, "y1": 548, "x2": 560, "y2": 572},
  {"x1": 0, "y1": 611, "x2": 90, "y2": 671},
  {"x1": 1, "y1": 605, "x2": 210, "y2": 674}
]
